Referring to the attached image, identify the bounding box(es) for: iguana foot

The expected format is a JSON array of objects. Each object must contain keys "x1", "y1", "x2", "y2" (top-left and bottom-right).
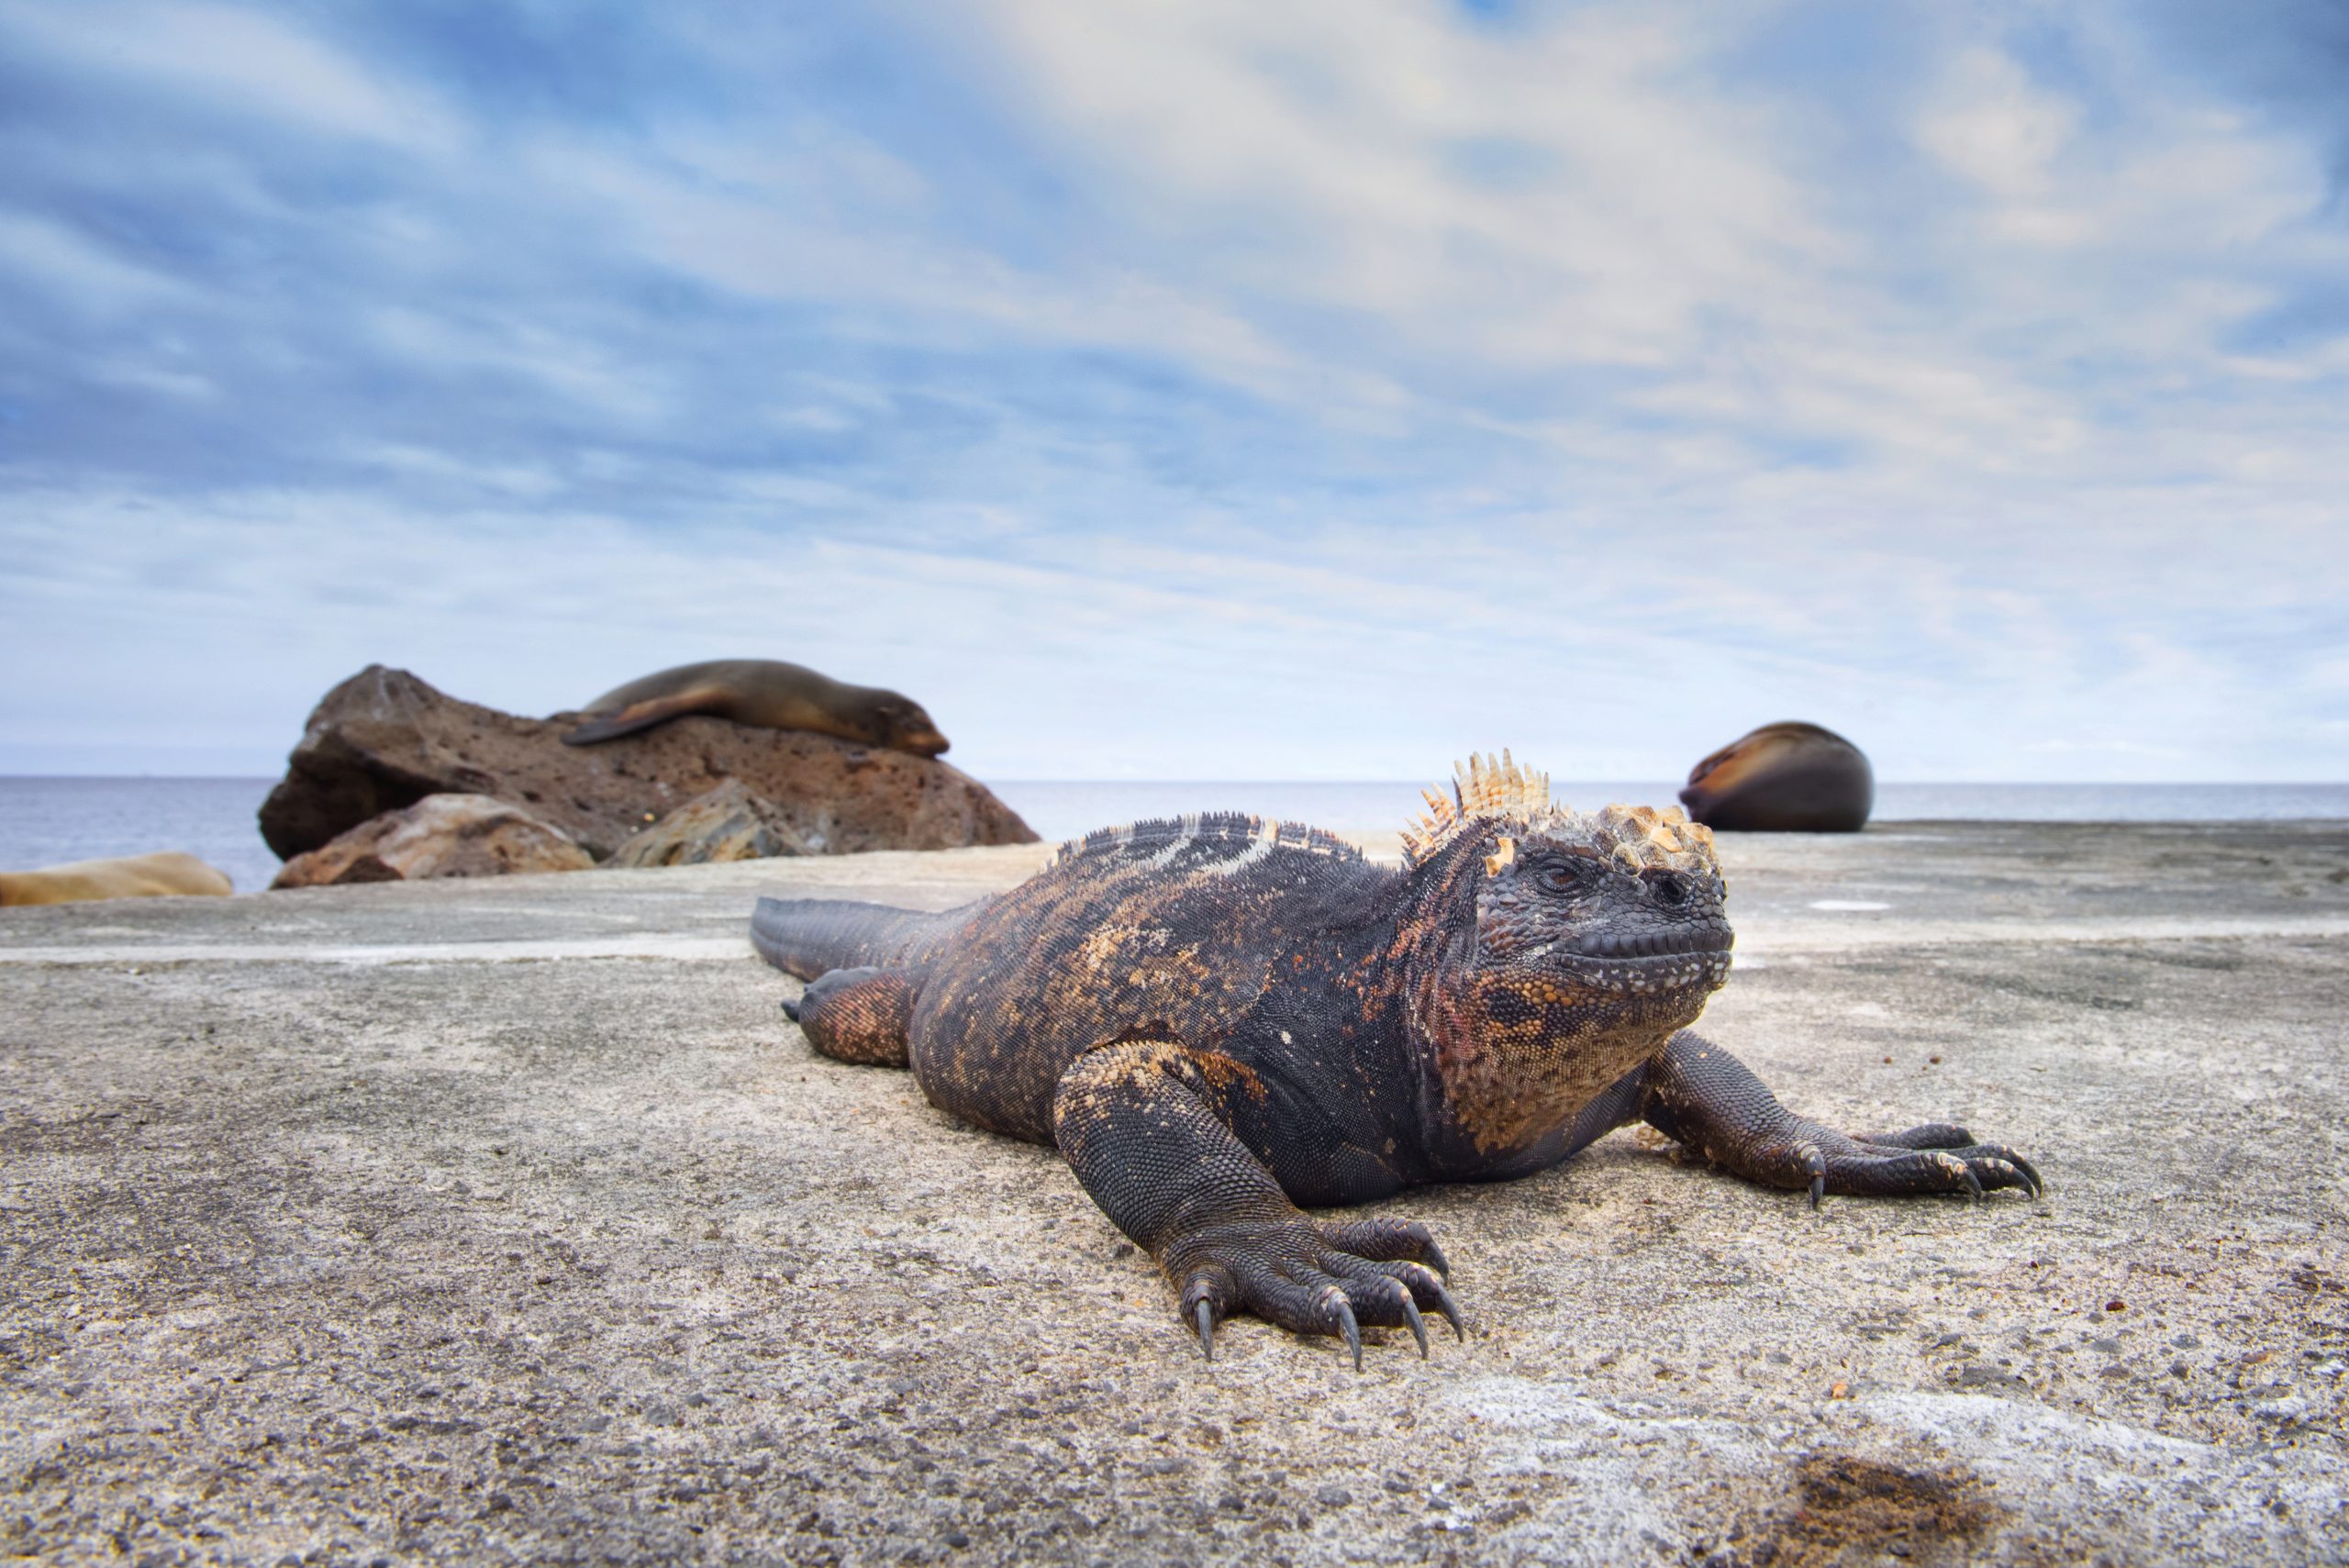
[
  {"x1": 1173, "y1": 1217, "x2": 1463, "y2": 1368},
  {"x1": 1780, "y1": 1122, "x2": 2043, "y2": 1207},
  {"x1": 783, "y1": 965, "x2": 914, "y2": 1066},
  {"x1": 1641, "y1": 1031, "x2": 2043, "y2": 1209},
  {"x1": 1053, "y1": 1039, "x2": 1463, "y2": 1368}
]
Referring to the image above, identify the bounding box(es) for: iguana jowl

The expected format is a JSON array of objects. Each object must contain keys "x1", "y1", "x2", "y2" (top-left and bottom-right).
[{"x1": 751, "y1": 753, "x2": 2040, "y2": 1365}]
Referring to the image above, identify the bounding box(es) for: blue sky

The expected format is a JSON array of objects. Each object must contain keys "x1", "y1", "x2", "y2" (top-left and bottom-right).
[{"x1": 1, "y1": 1, "x2": 2344, "y2": 782}]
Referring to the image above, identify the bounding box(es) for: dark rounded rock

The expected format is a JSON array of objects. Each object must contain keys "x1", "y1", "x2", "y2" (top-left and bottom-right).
[{"x1": 1678, "y1": 721, "x2": 1873, "y2": 832}]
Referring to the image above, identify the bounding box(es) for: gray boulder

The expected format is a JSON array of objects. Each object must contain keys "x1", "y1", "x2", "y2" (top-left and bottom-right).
[
  {"x1": 607, "y1": 781, "x2": 817, "y2": 867},
  {"x1": 271, "y1": 794, "x2": 595, "y2": 888}
]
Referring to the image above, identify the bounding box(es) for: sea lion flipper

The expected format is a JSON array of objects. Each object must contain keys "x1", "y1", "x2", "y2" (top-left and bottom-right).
[{"x1": 561, "y1": 689, "x2": 725, "y2": 746}]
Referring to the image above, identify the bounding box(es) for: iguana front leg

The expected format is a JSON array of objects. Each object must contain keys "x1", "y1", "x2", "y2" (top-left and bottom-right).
[
  {"x1": 1052, "y1": 1038, "x2": 1462, "y2": 1367},
  {"x1": 1631, "y1": 1030, "x2": 2043, "y2": 1207}
]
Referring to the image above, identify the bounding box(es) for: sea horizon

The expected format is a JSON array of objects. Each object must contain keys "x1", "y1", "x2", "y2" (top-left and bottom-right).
[{"x1": 6, "y1": 774, "x2": 2348, "y2": 896}]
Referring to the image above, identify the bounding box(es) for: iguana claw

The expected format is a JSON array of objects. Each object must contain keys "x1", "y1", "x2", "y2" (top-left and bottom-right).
[
  {"x1": 1785, "y1": 1126, "x2": 2045, "y2": 1203},
  {"x1": 1978, "y1": 1148, "x2": 2043, "y2": 1197},
  {"x1": 1331, "y1": 1298, "x2": 1362, "y2": 1372},
  {"x1": 1196, "y1": 1301, "x2": 1215, "y2": 1362},
  {"x1": 1427, "y1": 1276, "x2": 1465, "y2": 1342}
]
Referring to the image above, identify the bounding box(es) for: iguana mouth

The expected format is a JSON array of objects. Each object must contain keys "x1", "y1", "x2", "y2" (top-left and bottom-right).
[
  {"x1": 1549, "y1": 948, "x2": 1734, "y2": 995},
  {"x1": 1561, "y1": 922, "x2": 1732, "y2": 961}
]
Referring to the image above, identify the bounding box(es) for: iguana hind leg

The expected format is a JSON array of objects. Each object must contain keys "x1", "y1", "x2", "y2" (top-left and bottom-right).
[
  {"x1": 783, "y1": 966, "x2": 914, "y2": 1067},
  {"x1": 1634, "y1": 1029, "x2": 2042, "y2": 1207},
  {"x1": 1052, "y1": 1038, "x2": 1461, "y2": 1368}
]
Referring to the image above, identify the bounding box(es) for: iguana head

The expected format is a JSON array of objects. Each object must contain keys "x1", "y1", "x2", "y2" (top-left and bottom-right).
[{"x1": 1401, "y1": 752, "x2": 1734, "y2": 1153}]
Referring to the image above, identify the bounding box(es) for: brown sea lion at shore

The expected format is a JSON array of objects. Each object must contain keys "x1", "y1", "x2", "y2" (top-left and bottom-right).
[
  {"x1": 560, "y1": 659, "x2": 951, "y2": 756},
  {"x1": 1679, "y1": 721, "x2": 1873, "y2": 832},
  {"x1": 0, "y1": 851, "x2": 234, "y2": 906}
]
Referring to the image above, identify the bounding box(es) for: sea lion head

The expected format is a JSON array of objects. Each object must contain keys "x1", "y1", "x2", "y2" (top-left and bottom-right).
[{"x1": 867, "y1": 692, "x2": 951, "y2": 757}]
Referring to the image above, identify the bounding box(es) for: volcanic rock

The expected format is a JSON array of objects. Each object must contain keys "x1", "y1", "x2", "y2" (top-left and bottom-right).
[
  {"x1": 606, "y1": 781, "x2": 815, "y2": 868},
  {"x1": 258, "y1": 666, "x2": 1039, "y2": 862},
  {"x1": 271, "y1": 794, "x2": 595, "y2": 888}
]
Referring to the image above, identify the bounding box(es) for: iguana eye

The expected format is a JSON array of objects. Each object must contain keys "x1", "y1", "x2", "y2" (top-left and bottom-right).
[
  {"x1": 1652, "y1": 873, "x2": 1692, "y2": 906},
  {"x1": 1537, "y1": 861, "x2": 1589, "y2": 893}
]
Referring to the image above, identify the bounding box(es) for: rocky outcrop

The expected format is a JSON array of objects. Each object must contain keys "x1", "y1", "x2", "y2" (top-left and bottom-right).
[
  {"x1": 271, "y1": 794, "x2": 596, "y2": 888},
  {"x1": 0, "y1": 851, "x2": 234, "y2": 906},
  {"x1": 259, "y1": 666, "x2": 1040, "y2": 863},
  {"x1": 606, "y1": 782, "x2": 814, "y2": 868}
]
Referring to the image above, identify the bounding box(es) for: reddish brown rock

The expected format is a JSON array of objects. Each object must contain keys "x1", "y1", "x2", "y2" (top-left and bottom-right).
[
  {"x1": 259, "y1": 666, "x2": 1039, "y2": 862},
  {"x1": 271, "y1": 794, "x2": 596, "y2": 888},
  {"x1": 607, "y1": 781, "x2": 816, "y2": 868}
]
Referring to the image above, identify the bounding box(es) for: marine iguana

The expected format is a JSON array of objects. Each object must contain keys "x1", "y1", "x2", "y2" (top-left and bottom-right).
[{"x1": 751, "y1": 753, "x2": 2040, "y2": 1366}]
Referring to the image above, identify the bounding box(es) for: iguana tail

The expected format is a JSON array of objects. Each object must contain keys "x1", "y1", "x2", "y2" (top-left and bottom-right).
[{"x1": 749, "y1": 896, "x2": 978, "y2": 980}]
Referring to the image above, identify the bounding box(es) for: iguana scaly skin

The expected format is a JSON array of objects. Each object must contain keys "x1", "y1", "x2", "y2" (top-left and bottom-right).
[{"x1": 751, "y1": 753, "x2": 2041, "y2": 1365}]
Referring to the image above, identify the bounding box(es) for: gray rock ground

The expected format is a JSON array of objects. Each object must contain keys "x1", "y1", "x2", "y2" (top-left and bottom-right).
[{"x1": 2, "y1": 822, "x2": 2345, "y2": 1565}]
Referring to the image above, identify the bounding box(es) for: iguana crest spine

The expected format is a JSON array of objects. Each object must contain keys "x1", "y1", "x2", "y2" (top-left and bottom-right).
[
  {"x1": 1400, "y1": 749, "x2": 1718, "y2": 873},
  {"x1": 1058, "y1": 812, "x2": 1364, "y2": 868}
]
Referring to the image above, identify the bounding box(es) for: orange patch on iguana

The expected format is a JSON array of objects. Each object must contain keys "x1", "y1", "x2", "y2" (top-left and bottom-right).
[{"x1": 1081, "y1": 1035, "x2": 1269, "y2": 1105}]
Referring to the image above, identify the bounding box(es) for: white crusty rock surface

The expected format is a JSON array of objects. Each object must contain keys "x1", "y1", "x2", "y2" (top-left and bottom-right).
[{"x1": 3, "y1": 822, "x2": 2345, "y2": 1563}]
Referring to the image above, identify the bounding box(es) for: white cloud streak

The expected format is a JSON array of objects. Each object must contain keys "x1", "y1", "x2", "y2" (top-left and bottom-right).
[{"x1": 0, "y1": 0, "x2": 460, "y2": 150}]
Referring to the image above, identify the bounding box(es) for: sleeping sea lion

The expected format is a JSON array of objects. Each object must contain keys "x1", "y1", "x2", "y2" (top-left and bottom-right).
[
  {"x1": 1678, "y1": 721, "x2": 1873, "y2": 832},
  {"x1": 560, "y1": 659, "x2": 951, "y2": 757},
  {"x1": 0, "y1": 851, "x2": 234, "y2": 906}
]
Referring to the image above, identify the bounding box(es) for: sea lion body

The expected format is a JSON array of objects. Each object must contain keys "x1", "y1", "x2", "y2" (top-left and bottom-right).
[
  {"x1": 1679, "y1": 721, "x2": 1873, "y2": 832},
  {"x1": 0, "y1": 851, "x2": 234, "y2": 906},
  {"x1": 561, "y1": 659, "x2": 950, "y2": 757}
]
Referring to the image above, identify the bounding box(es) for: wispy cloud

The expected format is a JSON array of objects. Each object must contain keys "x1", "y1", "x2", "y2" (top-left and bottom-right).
[
  {"x1": 0, "y1": 0, "x2": 460, "y2": 150},
  {"x1": 0, "y1": 1, "x2": 2343, "y2": 780},
  {"x1": 0, "y1": 210, "x2": 195, "y2": 316}
]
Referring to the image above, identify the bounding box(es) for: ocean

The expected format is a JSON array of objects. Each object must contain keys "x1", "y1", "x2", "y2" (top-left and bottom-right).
[{"x1": 4, "y1": 776, "x2": 2348, "y2": 895}]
